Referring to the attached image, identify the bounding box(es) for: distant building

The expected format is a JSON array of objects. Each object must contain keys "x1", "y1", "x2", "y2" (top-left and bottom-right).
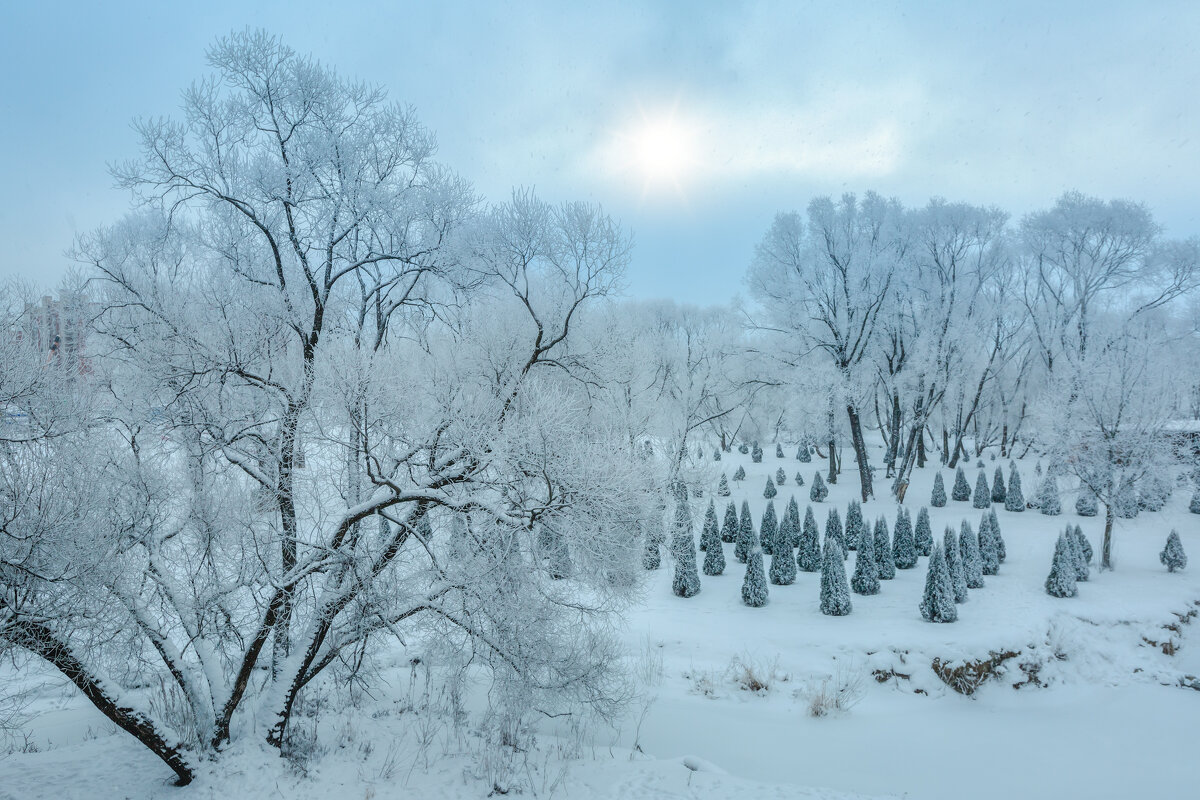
[{"x1": 19, "y1": 294, "x2": 95, "y2": 374}]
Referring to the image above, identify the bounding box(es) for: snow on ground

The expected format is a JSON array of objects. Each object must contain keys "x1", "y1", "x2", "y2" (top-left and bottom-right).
[{"x1": 2, "y1": 445, "x2": 1198, "y2": 799}]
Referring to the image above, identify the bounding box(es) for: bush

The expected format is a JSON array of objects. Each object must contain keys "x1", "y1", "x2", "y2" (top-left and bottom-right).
[
  {"x1": 739, "y1": 443, "x2": 749, "y2": 454},
  {"x1": 1045, "y1": 533, "x2": 1078, "y2": 598},
  {"x1": 794, "y1": 471, "x2": 804, "y2": 487},
  {"x1": 1075, "y1": 489, "x2": 1098, "y2": 517},
  {"x1": 776, "y1": 443, "x2": 785, "y2": 459},
  {"x1": 952, "y1": 467, "x2": 972, "y2": 501},
  {"x1": 1190, "y1": 490, "x2": 1200, "y2": 515},
  {"x1": 733, "y1": 465, "x2": 746, "y2": 481},
  {"x1": 797, "y1": 444, "x2": 812, "y2": 463},
  {"x1": 931, "y1": 472, "x2": 947, "y2": 507},
  {"x1": 810, "y1": 471, "x2": 828, "y2": 503},
  {"x1": 751, "y1": 442, "x2": 763, "y2": 463},
  {"x1": 1161, "y1": 530, "x2": 1188, "y2": 572},
  {"x1": 763, "y1": 475, "x2": 778, "y2": 500},
  {"x1": 1035, "y1": 476, "x2": 1062, "y2": 516},
  {"x1": 775, "y1": 467, "x2": 787, "y2": 486}
]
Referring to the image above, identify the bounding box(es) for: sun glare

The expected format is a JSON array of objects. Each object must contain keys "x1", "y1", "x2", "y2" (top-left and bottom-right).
[{"x1": 616, "y1": 109, "x2": 702, "y2": 199}]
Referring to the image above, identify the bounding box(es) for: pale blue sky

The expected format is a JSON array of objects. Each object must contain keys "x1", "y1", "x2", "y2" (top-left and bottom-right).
[{"x1": 2, "y1": 1, "x2": 1198, "y2": 303}]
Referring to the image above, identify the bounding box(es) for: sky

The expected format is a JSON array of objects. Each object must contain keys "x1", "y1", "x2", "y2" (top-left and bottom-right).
[{"x1": 2, "y1": 1, "x2": 1199, "y2": 305}]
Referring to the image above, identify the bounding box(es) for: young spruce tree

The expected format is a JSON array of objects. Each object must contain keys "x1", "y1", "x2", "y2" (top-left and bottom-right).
[
  {"x1": 733, "y1": 465, "x2": 746, "y2": 481},
  {"x1": 721, "y1": 501, "x2": 738, "y2": 543},
  {"x1": 952, "y1": 466, "x2": 972, "y2": 502},
  {"x1": 735, "y1": 500, "x2": 756, "y2": 563},
  {"x1": 931, "y1": 472, "x2": 947, "y2": 507},
  {"x1": 1005, "y1": 466, "x2": 1026, "y2": 512},
  {"x1": 751, "y1": 442, "x2": 763, "y2": 463},
  {"x1": 973, "y1": 471, "x2": 991, "y2": 509},
  {"x1": 1073, "y1": 524, "x2": 1092, "y2": 565},
  {"x1": 825, "y1": 507, "x2": 845, "y2": 559},
  {"x1": 671, "y1": 498, "x2": 701, "y2": 597},
  {"x1": 797, "y1": 506, "x2": 822, "y2": 572},
  {"x1": 845, "y1": 499, "x2": 865, "y2": 551},
  {"x1": 989, "y1": 509, "x2": 1006, "y2": 562},
  {"x1": 919, "y1": 544, "x2": 958, "y2": 623},
  {"x1": 784, "y1": 496, "x2": 802, "y2": 549},
  {"x1": 700, "y1": 500, "x2": 719, "y2": 552},
  {"x1": 1036, "y1": 476, "x2": 1062, "y2": 516},
  {"x1": 760, "y1": 500, "x2": 778, "y2": 556},
  {"x1": 820, "y1": 540, "x2": 852, "y2": 616},
  {"x1": 797, "y1": 444, "x2": 812, "y2": 463},
  {"x1": 991, "y1": 466, "x2": 1007, "y2": 504},
  {"x1": 717, "y1": 474, "x2": 731, "y2": 497},
  {"x1": 943, "y1": 526, "x2": 969, "y2": 603},
  {"x1": 892, "y1": 507, "x2": 917, "y2": 569},
  {"x1": 874, "y1": 516, "x2": 896, "y2": 580},
  {"x1": 958, "y1": 519, "x2": 984, "y2": 589},
  {"x1": 1160, "y1": 530, "x2": 1187, "y2": 572},
  {"x1": 850, "y1": 518, "x2": 880, "y2": 595},
  {"x1": 1189, "y1": 489, "x2": 1200, "y2": 514},
  {"x1": 914, "y1": 506, "x2": 934, "y2": 556},
  {"x1": 977, "y1": 513, "x2": 1000, "y2": 576},
  {"x1": 776, "y1": 443, "x2": 785, "y2": 459},
  {"x1": 742, "y1": 546, "x2": 769, "y2": 607},
  {"x1": 1075, "y1": 488, "x2": 1098, "y2": 516},
  {"x1": 810, "y1": 471, "x2": 828, "y2": 502},
  {"x1": 764, "y1": 475, "x2": 778, "y2": 500},
  {"x1": 1067, "y1": 525, "x2": 1088, "y2": 582},
  {"x1": 776, "y1": 467, "x2": 787, "y2": 486},
  {"x1": 769, "y1": 532, "x2": 797, "y2": 585},
  {"x1": 1045, "y1": 533, "x2": 1078, "y2": 598}
]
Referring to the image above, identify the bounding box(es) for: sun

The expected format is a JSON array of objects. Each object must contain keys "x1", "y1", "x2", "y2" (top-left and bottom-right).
[{"x1": 611, "y1": 107, "x2": 702, "y2": 200}]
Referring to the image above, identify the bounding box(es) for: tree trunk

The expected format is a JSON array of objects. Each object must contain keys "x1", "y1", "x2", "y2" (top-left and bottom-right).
[
  {"x1": 8, "y1": 618, "x2": 195, "y2": 785},
  {"x1": 1000, "y1": 422, "x2": 1009, "y2": 458},
  {"x1": 916, "y1": 426, "x2": 927, "y2": 467},
  {"x1": 941, "y1": 428, "x2": 950, "y2": 465},
  {"x1": 827, "y1": 438, "x2": 838, "y2": 484},
  {"x1": 1101, "y1": 503, "x2": 1114, "y2": 570},
  {"x1": 847, "y1": 404, "x2": 873, "y2": 502}
]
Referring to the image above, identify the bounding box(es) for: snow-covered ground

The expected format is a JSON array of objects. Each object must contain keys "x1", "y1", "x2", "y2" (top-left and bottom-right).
[{"x1": 3, "y1": 445, "x2": 1198, "y2": 799}]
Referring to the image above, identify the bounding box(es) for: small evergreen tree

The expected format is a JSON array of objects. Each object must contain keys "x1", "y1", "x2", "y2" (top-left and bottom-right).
[
  {"x1": 914, "y1": 506, "x2": 934, "y2": 556},
  {"x1": 943, "y1": 527, "x2": 969, "y2": 603},
  {"x1": 1113, "y1": 477, "x2": 1140, "y2": 518},
  {"x1": 717, "y1": 474, "x2": 731, "y2": 497},
  {"x1": 1189, "y1": 490, "x2": 1200, "y2": 514},
  {"x1": 671, "y1": 499, "x2": 701, "y2": 597},
  {"x1": 797, "y1": 506, "x2": 822, "y2": 572},
  {"x1": 1073, "y1": 524, "x2": 1092, "y2": 564},
  {"x1": 1066, "y1": 525, "x2": 1088, "y2": 582},
  {"x1": 1138, "y1": 474, "x2": 1170, "y2": 512},
  {"x1": 702, "y1": 532, "x2": 726, "y2": 576},
  {"x1": 735, "y1": 500, "x2": 755, "y2": 563},
  {"x1": 776, "y1": 467, "x2": 787, "y2": 486},
  {"x1": 795, "y1": 471, "x2": 805, "y2": 486},
  {"x1": 733, "y1": 465, "x2": 746, "y2": 481},
  {"x1": 989, "y1": 509, "x2": 1006, "y2": 562},
  {"x1": 919, "y1": 545, "x2": 958, "y2": 623},
  {"x1": 845, "y1": 500, "x2": 865, "y2": 551},
  {"x1": 951, "y1": 466, "x2": 971, "y2": 501},
  {"x1": 721, "y1": 501, "x2": 738, "y2": 543},
  {"x1": 810, "y1": 471, "x2": 828, "y2": 502},
  {"x1": 874, "y1": 516, "x2": 896, "y2": 580},
  {"x1": 742, "y1": 547, "x2": 769, "y2": 606},
  {"x1": 991, "y1": 466, "x2": 1007, "y2": 504},
  {"x1": 776, "y1": 502, "x2": 795, "y2": 555},
  {"x1": 850, "y1": 518, "x2": 880, "y2": 595},
  {"x1": 931, "y1": 472, "x2": 947, "y2": 507},
  {"x1": 739, "y1": 442, "x2": 749, "y2": 454},
  {"x1": 977, "y1": 513, "x2": 1000, "y2": 576},
  {"x1": 892, "y1": 507, "x2": 917, "y2": 569},
  {"x1": 1045, "y1": 533, "x2": 1078, "y2": 598},
  {"x1": 1075, "y1": 488, "x2": 1098, "y2": 516},
  {"x1": 751, "y1": 442, "x2": 763, "y2": 463},
  {"x1": 769, "y1": 534, "x2": 797, "y2": 585},
  {"x1": 642, "y1": 522, "x2": 661, "y2": 570},
  {"x1": 1035, "y1": 476, "x2": 1062, "y2": 516},
  {"x1": 973, "y1": 471, "x2": 991, "y2": 509},
  {"x1": 776, "y1": 443, "x2": 785, "y2": 459},
  {"x1": 820, "y1": 540, "x2": 852, "y2": 616},
  {"x1": 1160, "y1": 530, "x2": 1188, "y2": 572},
  {"x1": 785, "y1": 497, "x2": 802, "y2": 548},
  {"x1": 797, "y1": 444, "x2": 812, "y2": 463},
  {"x1": 714, "y1": 449, "x2": 721, "y2": 461},
  {"x1": 1005, "y1": 467, "x2": 1025, "y2": 512},
  {"x1": 760, "y1": 500, "x2": 778, "y2": 556},
  {"x1": 700, "y1": 500, "x2": 719, "y2": 552},
  {"x1": 825, "y1": 507, "x2": 845, "y2": 560},
  {"x1": 958, "y1": 520, "x2": 984, "y2": 589},
  {"x1": 763, "y1": 475, "x2": 778, "y2": 500}
]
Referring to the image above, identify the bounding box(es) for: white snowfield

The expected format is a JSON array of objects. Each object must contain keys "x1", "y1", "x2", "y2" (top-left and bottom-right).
[{"x1": 3, "y1": 446, "x2": 1198, "y2": 800}]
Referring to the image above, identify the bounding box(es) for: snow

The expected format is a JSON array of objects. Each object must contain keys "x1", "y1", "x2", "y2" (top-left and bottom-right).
[{"x1": 3, "y1": 445, "x2": 1199, "y2": 799}]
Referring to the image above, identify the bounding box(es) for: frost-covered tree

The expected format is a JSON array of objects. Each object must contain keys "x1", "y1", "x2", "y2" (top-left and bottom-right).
[
  {"x1": 959, "y1": 520, "x2": 984, "y2": 588},
  {"x1": 776, "y1": 467, "x2": 787, "y2": 486},
  {"x1": 735, "y1": 500, "x2": 756, "y2": 563},
  {"x1": 784, "y1": 496, "x2": 802, "y2": 549},
  {"x1": 760, "y1": 500, "x2": 779, "y2": 556},
  {"x1": 1073, "y1": 524, "x2": 1092, "y2": 565},
  {"x1": 919, "y1": 545, "x2": 958, "y2": 623},
  {"x1": 700, "y1": 500, "x2": 720, "y2": 552},
  {"x1": 850, "y1": 520, "x2": 880, "y2": 595},
  {"x1": 795, "y1": 471, "x2": 805, "y2": 486},
  {"x1": 671, "y1": 499, "x2": 702, "y2": 598},
  {"x1": 742, "y1": 547, "x2": 769, "y2": 607},
  {"x1": 951, "y1": 466, "x2": 972, "y2": 501},
  {"x1": 845, "y1": 500, "x2": 866, "y2": 551},
  {"x1": 977, "y1": 513, "x2": 1000, "y2": 576},
  {"x1": 1045, "y1": 534, "x2": 1079, "y2": 597},
  {"x1": 776, "y1": 443, "x2": 785, "y2": 459},
  {"x1": 825, "y1": 507, "x2": 846, "y2": 560},
  {"x1": 797, "y1": 444, "x2": 812, "y2": 463},
  {"x1": 973, "y1": 471, "x2": 991, "y2": 508},
  {"x1": 717, "y1": 474, "x2": 731, "y2": 497},
  {"x1": 874, "y1": 517, "x2": 896, "y2": 580},
  {"x1": 1035, "y1": 476, "x2": 1062, "y2": 516},
  {"x1": 769, "y1": 532, "x2": 798, "y2": 585},
  {"x1": 991, "y1": 466, "x2": 1007, "y2": 504},
  {"x1": 739, "y1": 442, "x2": 750, "y2": 454},
  {"x1": 989, "y1": 509, "x2": 1007, "y2": 562},
  {"x1": 1005, "y1": 466, "x2": 1026, "y2": 512},
  {"x1": 643, "y1": 526, "x2": 662, "y2": 570},
  {"x1": 721, "y1": 501, "x2": 739, "y2": 543},
  {"x1": 1160, "y1": 530, "x2": 1187, "y2": 572},
  {"x1": 810, "y1": 471, "x2": 828, "y2": 502},
  {"x1": 752, "y1": 442, "x2": 764, "y2": 463},
  {"x1": 943, "y1": 527, "x2": 969, "y2": 602},
  {"x1": 820, "y1": 541, "x2": 852, "y2": 616},
  {"x1": 797, "y1": 506, "x2": 822, "y2": 572},
  {"x1": 931, "y1": 472, "x2": 947, "y2": 507},
  {"x1": 892, "y1": 507, "x2": 917, "y2": 569},
  {"x1": 1064, "y1": 526, "x2": 1089, "y2": 582},
  {"x1": 764, "y1": 475, "x2": 778, "y2": 500},
  {"x1": 733, "y1": 465, "x2": 746, "y2": 481},
  {"x1": 914, "y1": 507, "x2": 934, "y2": 556},
  {"x1": 1190, "y1": 490, "x2": 1200, "y2": 514},
  {"x1": 1075, "y1": 488, "x2": 1098, "y2": 516}
]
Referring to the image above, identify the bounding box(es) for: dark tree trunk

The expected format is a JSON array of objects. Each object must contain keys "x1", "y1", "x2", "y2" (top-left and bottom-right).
[
  {"x1": 847, "y1": 404, "x2": 873, "y2": 502},
  {"x1": 941, "y1": 428, "x2": 950, "y2": 465},
  {"x1": 827, "y1": 439, "x2": 838, "y2": 484},
  {"x1": 1101, "y1": 503, "x2": 1114, "y2": 570},
  {"x1": 1000, "y1": 422, "x2": 1009, "y2": 458},
  {"x1": 916, "y1": 426, "x2": 927, "y2": 467},
  {"x1": 7, "y1": 618, "x2": 195, "y2": 785}
]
